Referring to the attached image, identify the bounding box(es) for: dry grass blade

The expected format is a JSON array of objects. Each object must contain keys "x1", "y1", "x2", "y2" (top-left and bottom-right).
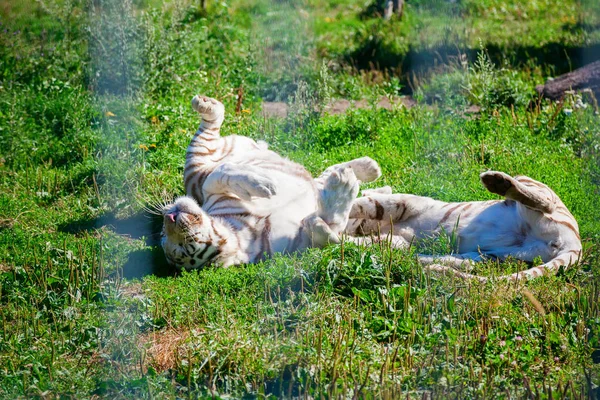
[
  {"x1": 140, "y1": 328, "x2": 192, "y2": 372},
  {"x1": 522, "y1": 287, "x2": 546, "y2": 316}
]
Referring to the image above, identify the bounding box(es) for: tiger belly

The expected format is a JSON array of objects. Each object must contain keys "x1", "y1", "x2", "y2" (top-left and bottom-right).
[
  {"x1": 390, "y1": 200, "x2": 556, "y2": 262},
  {"x1": 247, "y1": 176, "x2": 318, "y2": 255},
  {"x1": 436, "y1": 202, "x2": 522, "y2": 253}
]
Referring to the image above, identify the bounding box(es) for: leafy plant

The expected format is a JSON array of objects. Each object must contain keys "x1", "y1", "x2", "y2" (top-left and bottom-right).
[{"x1": 464, "y1": 50, "x2": 533, "y2": 110}]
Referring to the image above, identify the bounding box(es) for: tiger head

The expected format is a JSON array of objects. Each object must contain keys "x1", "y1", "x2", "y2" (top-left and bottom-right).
[{"x1": 161, "y1": 196, "x2": 222, "y2": 270}]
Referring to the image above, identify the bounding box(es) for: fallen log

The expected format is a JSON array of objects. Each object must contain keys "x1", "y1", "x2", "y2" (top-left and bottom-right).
[{"x1": 536, "y1": 60, "x2": 600, "y2": 101}]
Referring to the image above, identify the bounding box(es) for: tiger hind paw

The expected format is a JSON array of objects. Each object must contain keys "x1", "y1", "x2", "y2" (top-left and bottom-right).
[
  {"x1": 347, "y1": 157, "x2": 381, "y2": 183},
  {"x1": 318, "y1": 167, "x2": 359, "y2": 231},
  {"x1": 480, "y1": 171, "x2": 515, "y2": 196}
]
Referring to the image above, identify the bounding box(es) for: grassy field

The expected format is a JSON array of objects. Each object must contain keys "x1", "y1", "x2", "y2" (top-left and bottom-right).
[{"x1": 1, "y1": 0, "x2": 600, "y2": 397}]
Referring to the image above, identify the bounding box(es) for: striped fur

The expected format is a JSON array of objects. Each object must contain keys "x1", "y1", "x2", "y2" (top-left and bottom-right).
[
  {"x1": 161, "y1": 95, "x2": 382, "y2": 270},
  {"x1": 346, "y1": 171, "x2": 582, "y2": 282}
]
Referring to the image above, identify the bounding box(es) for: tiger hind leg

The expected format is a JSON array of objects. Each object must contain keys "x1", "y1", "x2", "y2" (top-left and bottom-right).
[
  {"x1": 302, "y1": 219, "x2": 410, "y2": 249},
  {"x1": 349, "y1": 193, "x2": 436, "y2": 226},
  {"x1": 342, "y1": 157, "x2": 382, "y2": 183},
  {"x1": 480, "y1": 171, "x2": 556, "y2": 213}
]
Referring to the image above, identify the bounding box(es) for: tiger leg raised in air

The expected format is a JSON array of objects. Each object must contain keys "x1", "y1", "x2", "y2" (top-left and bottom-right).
[
  {"x1": 304, "y1": 156, "x2": 382, "y2": 245},
  {"x1": 191, "y1": 95, "x2": 225, "y2": 129},
  {"x1": 202, "y1": 163, "x2": 277, "y2": 200},
  {"x1": 187, "y1": 95, "x2": 266, "y2": 205},
  {"x1": 314, "y1": 156, "x2": 381, "y2": 189},
  {"x1": 480, "y1": 171, "x2": 556, "y2": 214},
  {"x1": 185, "y1": 95, "x2": 227, "y2": 204},
  {"x1": 302, "y1": 166, "x2": 361, "y2": 246}
]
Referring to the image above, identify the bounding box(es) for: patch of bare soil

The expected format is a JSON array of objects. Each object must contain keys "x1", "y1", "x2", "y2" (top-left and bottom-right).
[
  {"x1": 139, "y1": 328, "x2": 194, "y2": 372},
  {"x1": 324, "y1": 98, "x2": 352, "y2": 114},
  {"x1": 119, "y1": 281, "x2": 146, "y2": 300},
  {"x1": 464, "y1": 105, "x2": 481, "y2": 114},
  {"x1": 261, "y1": 101, "x2": 289, "y2": 118},
  {"x1": 261, "y1": 95, "x2": 417, "y2": 118}
]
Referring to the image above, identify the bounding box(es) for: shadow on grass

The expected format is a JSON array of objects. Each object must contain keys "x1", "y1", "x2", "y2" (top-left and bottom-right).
[
  {"x1": 59, "y1": 211, "x2": 175, "y2": 279},
  {"x1": 59, "y1": 211, "x2": 163, "y2": 242},
  {"x1": 346, "y1": 41, "x2": 600, "y2": 93},
  {"x1": 562, "y1": 21, "x2": 600, "y2": 35},
  {"x1": 122, "y1": 247, "x2": 173, "y2": 279}
]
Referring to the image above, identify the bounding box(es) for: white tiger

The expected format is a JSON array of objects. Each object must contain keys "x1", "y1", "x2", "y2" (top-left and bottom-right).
[
  {"x1": 161, "y1": 95, "x2": 382, "y2": 270},
  {"x1": 346, "y1": 172, "x2": 582, "y2": 281}
]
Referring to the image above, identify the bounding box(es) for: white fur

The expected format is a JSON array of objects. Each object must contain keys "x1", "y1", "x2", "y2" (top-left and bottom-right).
[
  {"x1": 161, "y1": 95, "x2": 382, "y2": 270},
  {"x1": 346, "y1": 171, "x2": 582, "y2": 281}
]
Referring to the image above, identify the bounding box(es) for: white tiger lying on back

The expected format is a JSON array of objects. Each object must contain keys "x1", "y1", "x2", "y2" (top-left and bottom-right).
[
  {"x1": 346, "y1": 172, "x2": 582, "y2": 281},
  {"x1": 161, "y1": 95, "x2": 382, "y2": 270}
]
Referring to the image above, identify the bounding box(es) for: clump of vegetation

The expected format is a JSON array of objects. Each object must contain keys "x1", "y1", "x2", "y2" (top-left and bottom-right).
[
  {"x1": 464, "y1": 51, "x2": 533, "y2": 110},
  {"x1": 417, "y1": 51, "x2": 534, "y2": 109}
]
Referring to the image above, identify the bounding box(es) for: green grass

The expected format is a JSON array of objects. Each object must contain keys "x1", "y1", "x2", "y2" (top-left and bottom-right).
[{"x1": 1, "y1": 0, "x2": 599, "y2": 397}]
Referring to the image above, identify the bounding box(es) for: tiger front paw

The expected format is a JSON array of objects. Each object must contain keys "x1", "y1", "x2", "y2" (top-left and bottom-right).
[
  {"x1": 303, "y1": 214, "x2": 341, "y2": 247},
  {"x1": 232, "y1": 174, "x2": 277, "y2": 200},
  {"x1": 191, "y1": 95, "x2": 225, "y2": 121}
]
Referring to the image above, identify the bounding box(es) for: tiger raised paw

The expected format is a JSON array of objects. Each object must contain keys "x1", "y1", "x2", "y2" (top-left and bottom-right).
[
  {"x1": 346, "y1": 172, "x2": 582, "y2": 282},
  {"x1": 161, "y1": 95, "x2": 380, "y2": 270}
]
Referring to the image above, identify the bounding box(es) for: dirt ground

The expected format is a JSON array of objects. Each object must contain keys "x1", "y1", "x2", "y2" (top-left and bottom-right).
[{"x1": 261, "y1": 96, "x2": 417, "y2": 118}]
